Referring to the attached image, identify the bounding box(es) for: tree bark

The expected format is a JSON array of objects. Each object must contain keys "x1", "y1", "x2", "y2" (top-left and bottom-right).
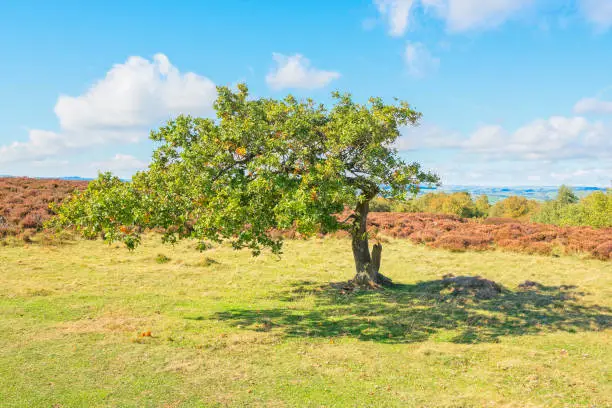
[{"x1": 350, "y1": 200, "x2": 392, "y2": 288}]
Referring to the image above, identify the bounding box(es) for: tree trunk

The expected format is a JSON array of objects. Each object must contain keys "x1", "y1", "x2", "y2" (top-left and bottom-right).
[{"x1": 350, "y1": 200, "x2": 392, "y2": 288}]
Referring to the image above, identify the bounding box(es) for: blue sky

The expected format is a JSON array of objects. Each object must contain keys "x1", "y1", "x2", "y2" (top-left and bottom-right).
[{"x1": 1, "y1": 0, "x2": 611, "y2": 186}]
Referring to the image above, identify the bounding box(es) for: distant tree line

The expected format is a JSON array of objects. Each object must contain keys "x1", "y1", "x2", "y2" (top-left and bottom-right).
[{"x1": 370, "y1": 186, "x2": 611, "y2": 228}]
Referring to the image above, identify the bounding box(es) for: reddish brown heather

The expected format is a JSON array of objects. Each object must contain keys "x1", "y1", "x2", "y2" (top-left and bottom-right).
[
  {"x1": 367, "y1": 212, "x2": 611, "y2": 260},
  {"x1": 0, "y1": 177, "x2": 88, "y2": 236},
  {"x1": 0, "y1": 177, "x2": 609, "y2": 260}
]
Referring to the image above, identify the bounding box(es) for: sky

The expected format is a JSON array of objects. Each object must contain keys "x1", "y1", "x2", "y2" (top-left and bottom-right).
[{"x1": 0, "y1": 0, "x2": 611, "y2": 187}]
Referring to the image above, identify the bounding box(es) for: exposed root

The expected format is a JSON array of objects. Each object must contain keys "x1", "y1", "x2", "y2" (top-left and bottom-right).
[{"x1": 334, "y1": 272, "x2": 394, "y2": 292}]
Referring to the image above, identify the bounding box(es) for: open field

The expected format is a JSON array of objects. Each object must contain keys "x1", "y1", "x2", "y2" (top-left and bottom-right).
[{"x1": 1, "y1": 237, "x2": 610, "y2": 407}]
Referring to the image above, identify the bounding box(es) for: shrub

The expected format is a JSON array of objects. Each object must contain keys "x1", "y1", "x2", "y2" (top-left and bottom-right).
[
  {"x1": 572, "y1": 191, "x2": 611, "y2": 228},
  {"x1": 366, "y1": 212, "x2": 609, "y2": 260},
  {"x1": 369, "y1": 197, "x2": 416, "y2": 213},
  {"x1": 490, "y1": 196, "x2": 539, "y2": 220},
  {"x1": 475, "y1": 195, "x2": 490, "y2": 217},
  {"x1": 532, "y1": 189, "x2": 611, "y2": 228},
  {"x1": 369, "y1": 197, "x2": 392, "y2": 212},
  {"x1": 431, "y1": 233, "x2": 492, "y2": 252},
  {"x1": 413, "y1": 192, "x2": 480, "y2": 218},
  {"x1": 593, "y1": 241, "x2": 612, "y2": 261},
  {"x1": 557, "y1": 184, "x2": 579, "y2": 205},
  {"x1": 20, "y1": 211, "x2": 45, "y2": 230},
  {"x1": 155, "y1": 254, "x2": 171, "y2": 264}
]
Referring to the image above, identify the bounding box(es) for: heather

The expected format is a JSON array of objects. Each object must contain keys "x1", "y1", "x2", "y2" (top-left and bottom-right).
[
  {"x1": 367, "y1": 212, "x2": 611, "y2": 260},
  {"x1": 0, "y1": 177, "x2": 87, "y2": 238}
]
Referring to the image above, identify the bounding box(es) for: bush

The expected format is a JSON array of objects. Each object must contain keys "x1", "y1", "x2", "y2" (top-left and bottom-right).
[
  {"x1": 369, "y1": 197, "x2": 392, "y2": 212},
  {"x1": 475, "y1": 195, "x2": 490, "y2": 217},
  {"x1": 412, "y1": 192, "x2": 481, "y2": 218},
  {"x1": 532, "y1": 188, "x2": 611, "y2": 228},
  {"x1": 365, "y1": 212, "x2": 609, "y2": 260},
  {"x1": 155, "y1": 254, "x2": 171, "y2": 264},
  {"x1": 593, "y1": 241, "x2": 612, "y2": 261},
  {"x1": 20, "y1": 211, "x2": 46, "y2": 230},
  {"x1": 489, "y1": 196, "x2": 539, "y2": 220},
  {"x1": 369, "y1": 197, "x2": 416, "y2": 213}
]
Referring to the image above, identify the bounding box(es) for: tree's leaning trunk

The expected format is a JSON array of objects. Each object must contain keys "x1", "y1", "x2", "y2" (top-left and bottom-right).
[{"x1": 350, "y1": 200, "x2": 392, "y2": 287}]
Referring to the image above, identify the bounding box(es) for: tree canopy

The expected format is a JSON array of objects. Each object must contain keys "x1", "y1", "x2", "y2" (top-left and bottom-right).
[{"x1": 52, "y1": 84, "x2": 438, "y2": 286}]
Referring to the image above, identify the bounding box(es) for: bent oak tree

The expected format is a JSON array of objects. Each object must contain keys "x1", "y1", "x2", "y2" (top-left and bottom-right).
[{"x1": 52, "y1": 84, "x2": 438, "y2": 287}]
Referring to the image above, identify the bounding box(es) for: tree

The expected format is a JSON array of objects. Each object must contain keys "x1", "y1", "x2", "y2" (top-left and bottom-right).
[
  {"x1": 532, "y1": 190, "x2": 611, "y2": 228},
  {"x1": 474, "y1": 194, "x2": 490, "y2": 217},
  {"x1": 51, "y1": 84, "x2": 438, "y2": 287},
  {"x1": 489, "y1": 196, "x2": 539, "y2": 220},
  {"x1": 556, "y1": 185, "x2": 579, "y2": 205}
]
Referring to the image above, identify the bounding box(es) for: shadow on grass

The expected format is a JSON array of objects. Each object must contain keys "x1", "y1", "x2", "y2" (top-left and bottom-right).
[{"x1": 210, "y1": 278, "x2": 611, "y2": 344}]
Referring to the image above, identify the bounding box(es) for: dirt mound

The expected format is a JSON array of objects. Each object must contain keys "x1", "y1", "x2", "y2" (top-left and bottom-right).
[
  {"x1": 518, "y1": 280, "x2": 540, "y2": 290},
  {"x1": 440, "y1": 274, "x2": 503, "y2": 299}
]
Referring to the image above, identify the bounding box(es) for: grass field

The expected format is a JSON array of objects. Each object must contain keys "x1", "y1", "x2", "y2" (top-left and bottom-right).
[{"x1": 0, "y1": 237, "x2": 610, "y2": 407}]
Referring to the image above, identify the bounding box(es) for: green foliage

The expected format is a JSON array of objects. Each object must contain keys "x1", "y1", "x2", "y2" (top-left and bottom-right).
[
  {"x1": 360, "y1": 187, "x2": 610, "y2": 229},
  {"x1": 47, "y1": 172, "x2": 144, "y2": 249},
  {"x1": 475, "y1": 195, "x2": 491, "y2": 217},
  {"x1": 370, "y1": 192, "x2": 489, "y2": 218},
  {"x1": 489, "y1": 196, "x2": 540, "y2": 220},
  {"x1": 155, "y1": 254, "x2": 171, "y2": 264},
  {"x1": 369, "y1": 197, "x2": 392, "y2": 212},
  {"x1": 369, "y1": 197, "x2": 416, "y2": 213},
  {"x1": 576, "y1": 190, "x2": 612, "y2": 228},
  {"x1": 417, "y1": 192, "x2": 480, "y2": 218},
  {"x1": 533, "y1": 188, "x2": 611, "y2": 228},
  {"x1": 556, "y1": 184, "x2": 579, "y2": 205},
  {"x1": 51, "y1": 84, "x2": 438, "y2": 254}
]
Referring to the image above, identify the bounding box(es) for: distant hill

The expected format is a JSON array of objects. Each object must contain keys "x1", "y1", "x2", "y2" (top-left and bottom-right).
[
  {"x1": 421, "y1": 185, "x2": 608, "y2": 203},
  {"x1": 0, "y1": 175, "x2": 607, "y2": 203},
  {"x1": 58, "y1": 176, "x2": 94, "y2": 181}
]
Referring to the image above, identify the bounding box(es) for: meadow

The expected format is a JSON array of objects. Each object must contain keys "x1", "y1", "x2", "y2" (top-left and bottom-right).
[{"x1": 0, "y1": 236, "x2": 610, "y2": 407}]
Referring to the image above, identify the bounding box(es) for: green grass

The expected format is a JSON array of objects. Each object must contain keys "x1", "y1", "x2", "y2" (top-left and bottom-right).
[{"x1": 0, "y1": 237, "x2": 610, "y2": 407}]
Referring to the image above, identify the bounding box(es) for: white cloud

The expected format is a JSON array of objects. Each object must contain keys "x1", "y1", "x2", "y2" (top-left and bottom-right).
[
  {"x1": 404, "y1": 42, "x2": 440, "y2": 77},
  {"x1": 374, "y1": 0, "x2": 416, "y2": 36},
  {"x1": 0, "y1": 53, "x2": 217, "y2": 164},
  {"x1": 423, "y1": 0, "x2": 534, "y2": 32},
  {"x1": 462, "y1": 116, "x2": 610, "y2": 160},
  {"x1": 0, "y1": 130, "x2": 66, "y2": 163},
  {"x1": 91, "y1": 154, "x2": 148, "y2": 173},
  {"x1": 579, "y1": 0, "x2": 612, "y2": 31},
  {"x1": 395, "y1": 122, "x2": 461, "y2": 150},
  {"x1": 265, "y1": 53, "x2": 340, "y2": 90},
  {"x1": 31, "y1": 159, "x2": 70, "y2": 168},
  {"x1": 550, "y1": 167, "x2": 610, "y2": 182},
  {"x1": 397, "y1": 116, "x2": 610, "y2": 161},
  {"x1": 574, "y1": 97, "x2": 612, "y2": 114},
  {"x1": 55, "y1": 54, "x2": 215, "y2": 132},
  {"x1": 374, "y1": 0, "x2": 534, "y2": 34}
]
